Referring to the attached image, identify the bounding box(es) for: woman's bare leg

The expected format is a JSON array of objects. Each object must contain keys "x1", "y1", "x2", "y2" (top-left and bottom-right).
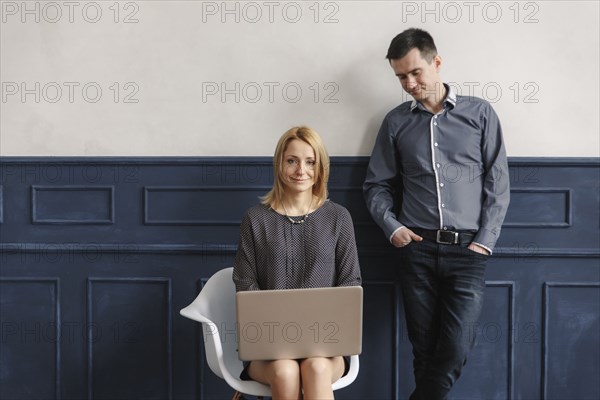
[
  {"x1": 248, "y1": 359, "x2": 302, "y2": 400},
  {"x1": 299, "y1": 356, "x2": 345, "y2": 399}
]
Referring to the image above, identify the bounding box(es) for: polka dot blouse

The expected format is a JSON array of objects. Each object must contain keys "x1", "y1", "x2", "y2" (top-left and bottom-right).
[{"x1": 233, "y1": 200, "x2": 362, "y2": 291}]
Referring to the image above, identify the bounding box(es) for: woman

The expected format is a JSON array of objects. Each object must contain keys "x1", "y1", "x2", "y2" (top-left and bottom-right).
[{"x1": 233, "y1": 126, "x2": 362, "y2": 400}]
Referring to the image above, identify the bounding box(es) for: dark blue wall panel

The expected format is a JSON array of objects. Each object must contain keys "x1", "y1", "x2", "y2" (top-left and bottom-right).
[
  {"x1": 88, "y1": 278, "x2": 172, "y2": 400},
  {"x1": 0, "y1": 157, "x2": 598, "y2": 400},
  {"x1": 543, "y1": 283, "x2": 600, "y2": 400},
  {"x1": 0, "y1": 278, "x2": 60, "y2": 400},
  {"x1": 32, "y1": 186, "x2": 114, "y2": 224}
]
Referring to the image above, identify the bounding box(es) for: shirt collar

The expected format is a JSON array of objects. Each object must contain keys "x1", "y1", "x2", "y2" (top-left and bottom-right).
[{"x1": 410, "y1": 83, "x2": 456, "y2": 112}]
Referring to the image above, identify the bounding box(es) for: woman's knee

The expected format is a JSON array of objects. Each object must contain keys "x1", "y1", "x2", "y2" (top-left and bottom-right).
[
  {"x1": 268, "y1": 359, "x2": 301, "y2": 386},
  {"x1": 300, "y1": 357, "x2": 333, "y2": 378}
]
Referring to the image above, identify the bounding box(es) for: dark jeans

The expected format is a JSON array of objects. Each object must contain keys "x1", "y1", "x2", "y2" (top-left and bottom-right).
[{"x1": 398, "y1": 239, "x2": 488, "y2": 400}]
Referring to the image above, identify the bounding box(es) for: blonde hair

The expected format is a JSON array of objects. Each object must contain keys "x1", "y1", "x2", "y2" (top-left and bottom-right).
[{"x1": 261, "y1": 126, "x2": 330, "y2": 208}]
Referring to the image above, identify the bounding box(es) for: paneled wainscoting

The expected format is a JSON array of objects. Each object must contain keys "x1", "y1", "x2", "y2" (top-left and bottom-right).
[{"x1": 1, "y1": 157, "x2": 598, "y2": 400}]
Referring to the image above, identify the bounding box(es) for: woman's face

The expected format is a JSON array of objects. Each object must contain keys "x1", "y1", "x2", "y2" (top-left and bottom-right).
[{"x1": 281, "y1": 139, "x2": 316, "y2": 195}]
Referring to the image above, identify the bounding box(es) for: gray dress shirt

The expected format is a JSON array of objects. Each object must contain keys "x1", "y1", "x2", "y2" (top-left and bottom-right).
[{"x1": 363, "y1": 85, "x2": 510, "y2": 252}]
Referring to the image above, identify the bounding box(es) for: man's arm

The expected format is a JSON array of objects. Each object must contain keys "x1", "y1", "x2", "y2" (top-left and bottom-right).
[
  {"x1": 472, "y1": 103, "x2": 511, "y2": 253},
  {"x1": 363, "y1": 117, "x2": 404, "y2": 242}
]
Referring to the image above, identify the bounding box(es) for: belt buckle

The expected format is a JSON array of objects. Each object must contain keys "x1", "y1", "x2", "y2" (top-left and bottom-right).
[{"x1": 436, "y1": 230, "x2": 458, "y2": 245}]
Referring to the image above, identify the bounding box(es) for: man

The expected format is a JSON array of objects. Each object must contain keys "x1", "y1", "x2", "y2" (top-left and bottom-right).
[{"x1": 363, "y1": 28, "x2": 510, "y2": 400}]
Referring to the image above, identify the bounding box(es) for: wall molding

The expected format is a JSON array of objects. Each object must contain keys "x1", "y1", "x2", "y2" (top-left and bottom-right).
[
  {"x1": 0, "y1": 185, "x2": 3, "y2": 224},
  {"x1": 1, "y1": 156, "x2": 599, "y2": 164},
  {"x1": 0, "y1": 277, "x2": 61, "y2": 399},
  {"x1": 485, "y1": 281, "x2": 516, "y2": 399},
  {"x1": 541, "y1": 282, "x2": 600, "y2": 399},
  {"x1": 361, "y1": 280, "x2": 401, "y2": 399},
  {"x1": 503, "y1": 188, "x2": 571, "y2": 228},
  {"x1": 31, "y1": 185, "x2": 115, "y2": 225},
  {"x1": 86, "y1": 278, "x2": 173, "y2": 400},
  {"x1": 143, "y1": 186, "x2": 271, "y2": 226},
  {"x1": 2, "y1": 243, "x2": 599, "y2": 258}
]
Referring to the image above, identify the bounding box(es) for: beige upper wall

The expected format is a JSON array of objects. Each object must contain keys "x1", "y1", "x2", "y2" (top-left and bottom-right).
[{"x1": 1, "y1": 1, "x2": 598, "y2": 156}]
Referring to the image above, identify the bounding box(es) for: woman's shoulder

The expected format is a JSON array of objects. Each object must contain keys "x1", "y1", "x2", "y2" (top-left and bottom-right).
[
  {"x1": 239, "y1": 204, "x2": 275, "y2": 231},
  {"x1": 243, "y1": 203, "x2": 272, "y2": 218},
  {"x1": 319, "y1": 200, "x2": 352, "y2": 219}
]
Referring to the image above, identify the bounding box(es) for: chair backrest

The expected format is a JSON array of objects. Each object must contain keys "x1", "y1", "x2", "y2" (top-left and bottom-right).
[{"x1": 181, "y1": 267, "x2": 243, "y2": 378}]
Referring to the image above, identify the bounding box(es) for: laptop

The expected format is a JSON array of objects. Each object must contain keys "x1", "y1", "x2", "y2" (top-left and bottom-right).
[{"x1": 235, "y1": 286, "x2": 363, "y2": 361}]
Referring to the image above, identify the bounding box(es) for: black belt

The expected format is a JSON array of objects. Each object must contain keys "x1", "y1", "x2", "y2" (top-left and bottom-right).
[{"x1": 410, "y1": 228, "x2": 475, "y2": 246}]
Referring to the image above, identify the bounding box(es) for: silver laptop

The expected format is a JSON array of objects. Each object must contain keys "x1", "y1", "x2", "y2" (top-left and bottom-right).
[{"x1": 235, "y1": 286, "x2": 363, "y2": 361}]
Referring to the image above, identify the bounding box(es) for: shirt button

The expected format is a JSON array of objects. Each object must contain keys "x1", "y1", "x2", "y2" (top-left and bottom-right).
[
  {"x1": 440, "y1": 183, "x2": 444, "y2": 187},
  {"x1": 434, "y1": 122, "x2": 438, "y2": 126},
  {"x1": 443, "y1": 226, "x2": 447, "y2": 230},
  {"x1": 436, "y1": 163, "x2": 441, "y2": 168},
  {"x1": 434, "y1": 116, "x2": 438, "y2": 119},
  {"x1": 434, "y1": 142, "x2": 438, "y2": 147},
  {"x1": 442, "y1": 203, "x2": 446, "y2": 207}
]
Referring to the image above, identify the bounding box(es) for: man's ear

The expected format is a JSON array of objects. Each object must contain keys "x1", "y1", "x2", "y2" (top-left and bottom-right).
[{"x1": 433, "y1": 54, "x2": 442, "y2": 71}]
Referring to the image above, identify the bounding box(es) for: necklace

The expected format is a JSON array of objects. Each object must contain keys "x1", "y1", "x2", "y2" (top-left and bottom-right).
[{"x1": 281, "y1": 197, "x2": 314, "y2": 224}]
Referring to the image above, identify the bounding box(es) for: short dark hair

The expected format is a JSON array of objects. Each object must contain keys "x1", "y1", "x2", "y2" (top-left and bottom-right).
[{"x1": 386, "y1": 28, "x2": 438, "y2": 63}]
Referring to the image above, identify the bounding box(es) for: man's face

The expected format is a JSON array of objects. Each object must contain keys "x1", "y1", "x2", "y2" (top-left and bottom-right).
[{"x1": 390, "y1": 48, "x2": 443, "y2": 104}]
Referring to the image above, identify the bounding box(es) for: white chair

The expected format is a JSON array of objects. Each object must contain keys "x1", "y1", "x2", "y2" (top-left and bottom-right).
[{"x1": 180, "y1": 267, "x2": 360, "y2": 398}]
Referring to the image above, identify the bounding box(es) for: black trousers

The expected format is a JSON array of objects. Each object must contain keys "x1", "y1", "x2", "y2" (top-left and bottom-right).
[{"x1": 398, "y1": 239, "x2": 488, "y2": 400}]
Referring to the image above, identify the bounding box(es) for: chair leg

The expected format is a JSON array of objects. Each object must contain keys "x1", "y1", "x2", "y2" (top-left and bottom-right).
[{"x1": 232, "y1": 392, "x2": 264, "y2": 400}]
